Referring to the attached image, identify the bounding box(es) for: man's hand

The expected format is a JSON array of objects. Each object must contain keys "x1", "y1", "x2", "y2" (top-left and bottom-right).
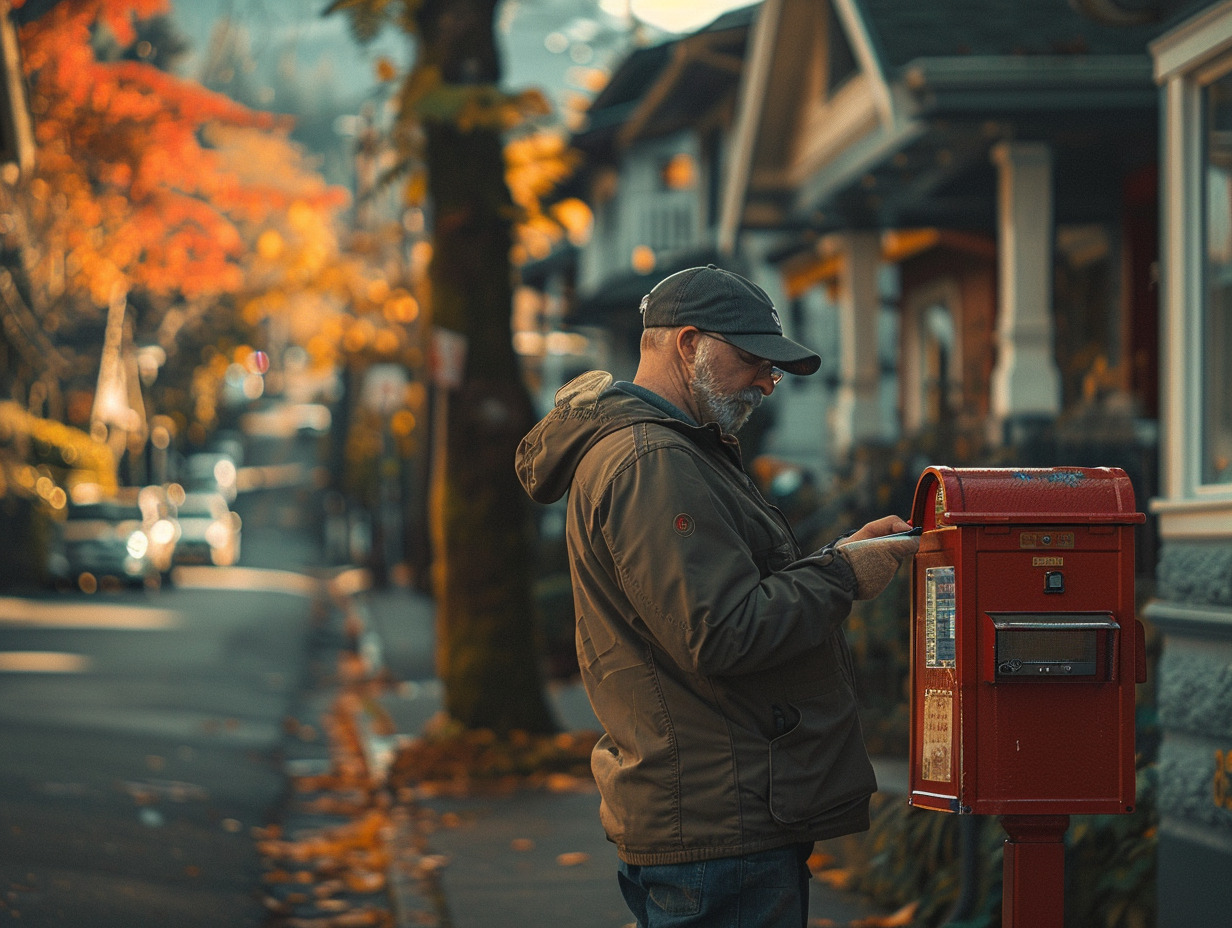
[
  {"x1": 844, "y1": 514, "x2": 912, "y2": 543},
  {"x1": 836, "y1": 516, "x2": 919, "y2": 600}
]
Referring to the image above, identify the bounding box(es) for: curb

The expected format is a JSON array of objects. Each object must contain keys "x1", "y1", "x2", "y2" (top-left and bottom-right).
[{"x1": 324, "y1": 569, "x2": 451, "y2": 928}]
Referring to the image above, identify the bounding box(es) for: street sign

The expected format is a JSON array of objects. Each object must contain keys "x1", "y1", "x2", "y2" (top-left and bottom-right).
[{"x1": 430, "y1": 327, "x2": 468, "y2": 389}]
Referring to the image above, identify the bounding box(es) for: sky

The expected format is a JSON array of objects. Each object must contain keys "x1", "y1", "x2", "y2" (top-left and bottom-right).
[
  {"x1": 162, "y1": 0, "x2": 758, "y2": 184},
  {"x1": 170, "y1": 0, "x2": 760, "y2": 108},
  {"x1": 622, "y1": 0, "x2": 756, "y2": 34}
]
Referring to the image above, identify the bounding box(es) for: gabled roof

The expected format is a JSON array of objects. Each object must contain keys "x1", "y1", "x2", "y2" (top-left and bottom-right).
[
  {"x1": 720, "y1": 0, "x2": 1167, "y2": 256},
  {"x1": 573, "y1": 6, "x2": 756, "y2": 160},
  {"x1": 856, "y1": 0, "x2": 1169, "y2": 67}
]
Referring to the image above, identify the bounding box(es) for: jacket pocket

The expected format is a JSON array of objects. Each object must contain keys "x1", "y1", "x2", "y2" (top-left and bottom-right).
[{"x1": 767, "y1": 685, "x2": 866, "y2": 825}]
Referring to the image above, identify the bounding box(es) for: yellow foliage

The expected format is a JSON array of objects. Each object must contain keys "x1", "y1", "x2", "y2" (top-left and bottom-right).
[
  {"x1": 551, "y1": 198, "x2": 593, "y2": 246},
  {"x1": 288, "y1": 200, "x2": 318, "y2": 233},
  {"x1": 0, "y1": 402, "x2": 117, "y2": 490},
  {"x1": 365, "y1": 278, "x2": 390, "y2": 305},
  {"x1": 375, "y1": 57, "x2": 398, "y2": 84},
  {"x1": 390, "y1": 410, "x2": 416, "y2": 437},
  {"x1": 404, "y1": 169, "x2": 427, "y2": 207},
  {"x1": 373, "y1": 327, "x2": 402, "y2": 356},
  {"x1": 384, "y1": 292, "x2": 418, "y2": 324},
  {"x1": 257, "y1": 229, "x2": 284, "y2": 261}
]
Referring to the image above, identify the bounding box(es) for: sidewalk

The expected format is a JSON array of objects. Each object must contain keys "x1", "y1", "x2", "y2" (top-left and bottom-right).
[{"x1": 350, "y1": 580, "x2": 905, "y2": 928}]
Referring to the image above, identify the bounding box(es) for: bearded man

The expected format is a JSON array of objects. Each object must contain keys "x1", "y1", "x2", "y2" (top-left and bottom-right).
[{"x1": 515, "y1": 265, "x2": 918, "y2": 928}]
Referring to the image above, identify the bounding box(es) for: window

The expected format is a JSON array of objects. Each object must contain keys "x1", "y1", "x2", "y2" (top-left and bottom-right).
[
  {"x1": 1204, "y1": 73, "x2": 1232, "y2": 483},
  {"x1": 923, "y1": 303, "x2": 956, "y2": 421}
]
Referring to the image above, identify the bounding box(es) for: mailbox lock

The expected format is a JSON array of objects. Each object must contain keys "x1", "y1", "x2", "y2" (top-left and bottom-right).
[{"x1": 1044, "y1": 570, "x2": 1065, "y2": 594}]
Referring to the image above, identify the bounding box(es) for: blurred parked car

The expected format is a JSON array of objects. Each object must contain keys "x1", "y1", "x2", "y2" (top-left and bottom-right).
[
  {"x1": 183, "y1": 452, "x2": 238, "y2": 501},
  {"x1": 209, "y1": 429, "x2": 245, "y2": 467},
  {"x1": 48, "y1": 486, "x2": 179, "y2": 591},
  {"x1": 171, "y1": 491, "x2": 241, "y2": 567}
]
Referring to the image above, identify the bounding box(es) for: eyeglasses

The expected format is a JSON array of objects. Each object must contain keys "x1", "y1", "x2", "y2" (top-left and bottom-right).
[{"x1": 698, "y1": 331, "x2": 784, "y2": 384}]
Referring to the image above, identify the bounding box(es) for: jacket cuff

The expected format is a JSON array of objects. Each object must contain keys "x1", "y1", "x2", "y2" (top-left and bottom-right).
[{"x1": 798, "y1": 542, "x2": 858, "y2": 594}]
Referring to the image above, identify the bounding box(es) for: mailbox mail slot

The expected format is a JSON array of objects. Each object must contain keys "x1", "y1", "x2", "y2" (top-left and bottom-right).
[
  {"x1": 987, "y1": 612, "x2": 1118, "y2": 680},
  {"x1": 907, "y1": 466, "x2": 1146, "y2": 817}
]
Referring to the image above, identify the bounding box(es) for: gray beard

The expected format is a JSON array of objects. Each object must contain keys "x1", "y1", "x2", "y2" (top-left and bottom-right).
[{"x1": 691, "y1": 340, "x2": 763, "y2": 434}]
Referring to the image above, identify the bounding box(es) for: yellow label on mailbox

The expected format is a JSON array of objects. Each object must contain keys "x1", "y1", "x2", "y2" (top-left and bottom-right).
[
  {"x1": 1019, "y1": 531, "x2": 1075, "y2": 549},
  {"x1": 1033, "y1": 556, "x2": 1064, "y2": 567},
  {"x1": 922, "y1": 689, "x2": 954, "y2": 783}
]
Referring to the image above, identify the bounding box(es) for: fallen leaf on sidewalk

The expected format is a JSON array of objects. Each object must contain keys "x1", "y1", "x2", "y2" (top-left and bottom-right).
[
  {"x1": 806, "y1": 850, "x2": 836, "y2": 875},
  {"x1": 511, "y1": 838, "x2": 535, "y2": 852},
  {"x1": 343, "y1": 870, "x2": 386, "y2": 894},
  {"x1": 415, "y1": 854, "x2": 451, "y2": 874},
  {"x1": 545, "y1": 772, "x2": 586, "y2": 792},
  {"x1": 283, "y1": 908, "x2": 389, "y2": 927},
  {"x1": 850, "y1": 901, "x2": 919, "y2": 927},
  {"x1": 814, "y1": 867, "x2": 854, "y2": 890},
  {"x1": 556, "y1": 851, "x2": 591, "y2": 867},
  {"x1": 386, "y1": 725, "x2": 600, "y2": 794}
]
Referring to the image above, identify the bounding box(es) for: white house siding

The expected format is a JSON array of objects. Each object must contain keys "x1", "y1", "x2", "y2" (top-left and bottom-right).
[{"x1": 578, "y1": 131, "x2": 703, "y2": 294}]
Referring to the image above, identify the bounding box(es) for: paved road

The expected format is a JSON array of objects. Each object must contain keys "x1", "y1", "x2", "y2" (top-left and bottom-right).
[{"x1": 0, "y1": 437, "x2": 327, "y2": 927}]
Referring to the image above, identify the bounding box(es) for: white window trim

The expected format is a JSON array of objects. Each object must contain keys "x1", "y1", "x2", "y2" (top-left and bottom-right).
[{"x1": 1154, "y1": 1, "x2": 1232, "y2": 505}]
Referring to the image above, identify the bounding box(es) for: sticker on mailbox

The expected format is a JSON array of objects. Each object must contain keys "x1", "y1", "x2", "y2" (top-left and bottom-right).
[
  {"x1": 922, "y1": 688, "x2": 954, "y2": 783},
  {"x1": 925, "y1": 566, "x2": 956, "y2": 669}
]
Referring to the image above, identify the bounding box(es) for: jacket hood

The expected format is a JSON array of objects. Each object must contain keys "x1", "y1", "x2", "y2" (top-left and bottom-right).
[{"x1": 516, "y1": 371, "x2": 696, "y2": 504}]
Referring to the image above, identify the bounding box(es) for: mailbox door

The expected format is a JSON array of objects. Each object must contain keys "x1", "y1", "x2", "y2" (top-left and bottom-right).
[{"x1": 970, "y1": 523, "x2": 1138, "y2": 815}]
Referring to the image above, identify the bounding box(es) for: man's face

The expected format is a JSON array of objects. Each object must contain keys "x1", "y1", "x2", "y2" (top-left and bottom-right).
[{"x1": 690, "y1": 336, "x2": 765, "y2": 433}]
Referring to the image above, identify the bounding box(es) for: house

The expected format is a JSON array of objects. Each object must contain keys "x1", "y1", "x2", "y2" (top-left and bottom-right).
[
  {"x1": 720, "y1": 0, "x2": 1165, "y2": 470},
  {"x1": 1147, "y1": 4, "x2": 1232, "y2": 925},
  {"x1": 515, "y1": 5, "x2": 848, "y2": 475},
  {"x1": 516, "y1": 0, "x2": 1232, "y2": 918}
]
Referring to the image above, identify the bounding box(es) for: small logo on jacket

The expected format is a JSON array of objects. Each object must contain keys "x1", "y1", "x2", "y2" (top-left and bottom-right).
[{"x1": 673, "y1": 513, "x2": 695, "y2": 537}]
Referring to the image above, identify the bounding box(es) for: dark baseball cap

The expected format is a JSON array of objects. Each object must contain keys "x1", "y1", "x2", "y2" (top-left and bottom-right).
[{"x1": 639, "y1": 265, "x2": 821, "y2": 376}]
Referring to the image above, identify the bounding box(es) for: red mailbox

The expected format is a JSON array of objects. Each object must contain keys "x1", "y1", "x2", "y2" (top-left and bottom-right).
[{"x1": 908, "y1": 466, "x2": 1147, "y2": 817}]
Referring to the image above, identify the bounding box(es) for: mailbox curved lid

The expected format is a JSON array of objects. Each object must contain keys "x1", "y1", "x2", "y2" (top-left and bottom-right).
[{"x1": 911, "y1": 466, "x2": 1147, "y2": 526}]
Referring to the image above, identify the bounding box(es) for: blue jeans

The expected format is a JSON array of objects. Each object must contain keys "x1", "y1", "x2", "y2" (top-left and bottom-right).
[{"x1": 617, "y1": 843, "x2": 813, "y2": 928}]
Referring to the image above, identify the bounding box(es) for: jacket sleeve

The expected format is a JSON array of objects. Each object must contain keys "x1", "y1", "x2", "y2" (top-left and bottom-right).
[{"x1": 599, "y1": 443, "x2": 858, "y2": 677}]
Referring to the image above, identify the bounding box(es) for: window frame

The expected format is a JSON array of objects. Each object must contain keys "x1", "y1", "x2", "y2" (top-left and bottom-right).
[{"x1": 1155, "y1": 2, "x2": 1232, "y2": 502}]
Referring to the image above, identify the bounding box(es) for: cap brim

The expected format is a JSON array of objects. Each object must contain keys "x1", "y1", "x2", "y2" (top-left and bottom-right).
[{"x1": 722, "y1": 333, "x2": 821, "y2": 376}]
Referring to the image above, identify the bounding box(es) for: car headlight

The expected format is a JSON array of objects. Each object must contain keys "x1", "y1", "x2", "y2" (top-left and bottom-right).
[
  {"x1": 150, "y1": 519, "x2": 177, "y2": 546},
  {"x1": 126, "y1": 531, "x2": 149, "y2": 559},
  {"x1": 204, "y1": 521, "x2": 230, "y2": 548}
]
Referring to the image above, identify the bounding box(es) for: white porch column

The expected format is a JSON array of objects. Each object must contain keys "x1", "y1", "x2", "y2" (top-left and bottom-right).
[
  {"x1": 832, "y1": 231, "x2": 883, "y2": 456},
  {"x1": 989, "y1": 141, "x2": 1062, "y2": 441}
]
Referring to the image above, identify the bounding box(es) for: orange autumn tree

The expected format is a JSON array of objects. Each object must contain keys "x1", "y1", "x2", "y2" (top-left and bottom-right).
[
  {"x1": 199, "y1": 120, "x2": 434, "y2": 556},
  {"x1": 2, "y1": 0, "x2": 296, "y2": 436}
]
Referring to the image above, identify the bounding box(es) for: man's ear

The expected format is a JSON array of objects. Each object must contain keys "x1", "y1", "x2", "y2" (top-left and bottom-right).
[{"x1": 676, "y1": 326, "x2": 702, "y2": 366}]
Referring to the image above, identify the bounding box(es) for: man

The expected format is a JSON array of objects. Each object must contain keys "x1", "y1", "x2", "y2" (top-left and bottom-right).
[{"x1": 515, "y1": 265, "x2": 918, "y2": 928}]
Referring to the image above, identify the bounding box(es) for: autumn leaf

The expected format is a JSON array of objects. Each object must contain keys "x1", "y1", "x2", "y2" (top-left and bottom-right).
[
  {"x1": 851, "y1": 901, "x2": 920, "y2": 927},
  {"x1": 815, "y1": 867, "x2": 855, "y2": 890}
]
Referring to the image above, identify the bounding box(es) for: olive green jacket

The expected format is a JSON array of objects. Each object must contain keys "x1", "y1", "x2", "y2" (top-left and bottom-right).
[{"x1": 515, "y1": 372, "x2": 876, "y2": 865}]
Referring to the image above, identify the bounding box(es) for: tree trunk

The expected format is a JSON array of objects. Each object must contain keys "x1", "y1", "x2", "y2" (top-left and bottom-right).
[{"x1": 421, "y1": 1, "x2": 554, "y2": 734}]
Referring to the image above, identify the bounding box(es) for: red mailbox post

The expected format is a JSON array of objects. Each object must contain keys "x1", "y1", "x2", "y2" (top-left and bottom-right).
[{"x1": 907, "y1": 466, "x2": 1147, "y2": 927}]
